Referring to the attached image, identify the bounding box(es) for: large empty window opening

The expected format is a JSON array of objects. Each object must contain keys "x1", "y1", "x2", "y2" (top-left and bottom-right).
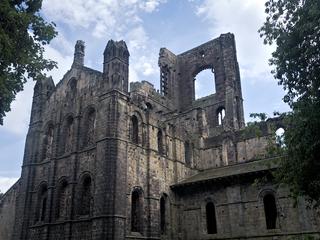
[
  {"x1": 263, "y1": 194, "x2": 277, "y2": 229},
  {"x1": 206, "y1": 202, "x2": 217, "y2": 234},
  {"x1": 194, "y1": 69, "x2": 216, "y2": 100}
]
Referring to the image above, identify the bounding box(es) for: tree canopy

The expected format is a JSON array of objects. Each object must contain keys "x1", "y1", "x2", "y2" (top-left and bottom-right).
[
  {"x1": 0, "y1": 0, "x2": 57, "y2": 125},
  {"x1": 260, "y1": 0, "x2": 320, "y2": 203}
]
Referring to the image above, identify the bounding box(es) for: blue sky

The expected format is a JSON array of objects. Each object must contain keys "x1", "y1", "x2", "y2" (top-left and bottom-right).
[{"x1": 0, "y1": 0, "x2": 290, "y2": 193}]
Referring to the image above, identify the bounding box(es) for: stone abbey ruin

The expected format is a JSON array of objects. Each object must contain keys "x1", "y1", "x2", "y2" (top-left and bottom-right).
[{"x1": 1, "y1": 33, "x2": 320, "y2": 240}]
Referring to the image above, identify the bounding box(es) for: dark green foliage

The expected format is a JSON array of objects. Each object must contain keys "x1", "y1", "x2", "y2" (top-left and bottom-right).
[
  {"x1": 260, "y1": 0, "x2": 320, "y2": 203},
  {"x1": 259, "y1": 0, "x2": 320, "y2": 106},
  {"x1": 0, "y1": 0, "x2": 57, "y2": 125}
]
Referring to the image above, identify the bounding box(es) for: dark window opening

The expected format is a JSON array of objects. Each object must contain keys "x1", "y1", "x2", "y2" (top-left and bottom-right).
[
  {"x1": 206, "y1": 202, "x2": 217, "y2": 234},
  {"x1": 36, "y1": 185, "x2": 48, "y2": 223},
  {"x1": 78, "y1": 176, "x2": 91, "y2": 216},
  {"x1": 56, "y1": 181, "x2": 68, "y2": 219},
  {"x1": 42, "y1": 125, "x2": 54, "y2": 160},
  {"x1": 131, "y1": 190, "x2": 142, "y2": 232},
  {"x1": 194, "y1": 69, "x2": 216, "y2": 100},
  {"x1": 146, "y1": 102, "x2": 153, "y2": 110},
  {"x1": 184, "y1": 141, "x2": 192, "y2": 166},
  {"x1": 131, "y1": 116, "x2": 139, "y2": 144},
  {"x1": 83, "y1": 108, "x2": 96, "y2": 147},
  {"x1": 217, "y1": 107, "x2": 225, "y2": 126},
  {"x1": 40, "y1": 196, "x2": 47, "y2": 221},
  {"x1": 263, "y1": 194, "x2": 277, "y2": 229},
  {"x1": 160, "y1": 196, "x2": 166, "y2": 234},
  {"x1": 62, "y1": 117, "x2": 74, "y2": 154},
  {"x1": 157, "y1": 130, "x2": 164, "y2": 155}
]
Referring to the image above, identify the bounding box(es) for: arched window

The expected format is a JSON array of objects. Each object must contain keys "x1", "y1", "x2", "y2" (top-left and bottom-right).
[
  {"x1": 275, "y1": 127, "x2": 285, "y2": 148},
  {"x1": 160, "y1": 196, "x2": 166, "y2": 234},
  {"x1": 146, "y1": 102, "x2": 153, "y2": 111},
  {"x1": 131, "y1": 189, "x2": 142, "y2": 232},
  {"x1": 217, "y1": 107, "x2": 225, "y2": 126},
  {"x1": 131, "y1": 115, "x2": 139, "y2": 144},
  {"x1": 263, "y1": 194, "x2": 277, "y2": 229},
  {"x1": 157, "y1": 130, "x2": 164, "y2": 155},
  {"x1": 206, "y1": 202, "x2": 217, "y2": 234},
  {"x1": 42, "y1": 124, "x2": 54, "y2": 160},
  {"x1": 61, "y1": 117, "x2": 74, "y2": 154},
  {"x1": 83, "y1": 108, "x2": 96, "y2": 147},
  {"x1": 184, "y1": 141, "x2": 192, "y2": 166},
  {"x1": 78, "y1": 175, "x2": 92, "y2": 216},
  {"x1": 35, "y1": 184, "x2": 48, "y2": 223},
  {"x1": 56, "y1": 180, "x2": 68, "y2": 220}
]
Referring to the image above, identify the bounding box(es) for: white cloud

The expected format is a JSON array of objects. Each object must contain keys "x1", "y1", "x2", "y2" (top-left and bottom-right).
[
  {"x1": 139, "y1": 0, "x2": 166, "y2": 13},
  {"x1": 125, "y1": 26, "x2": 159, "y2": 83},
  {"x1": 44, "y1": 45, "x2": 74, "y2": 84},
  {"x1": 42, "y1": 0, "x2": 165, "y2": 85},
  {"x1": 43, "y1": 0, "x2": 165, "y2": 39},
  {"x1": 0, "y1": 177, "x2": 19, "y2": 193},
  {"x1": 196, "y1": 0, "x2": 274, "y2": 82}
]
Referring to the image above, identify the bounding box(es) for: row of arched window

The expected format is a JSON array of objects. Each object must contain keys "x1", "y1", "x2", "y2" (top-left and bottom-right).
[
  {"x1": 130, "y1": 115, "x2": 166, "y2": 155},
  {"x1": 130, "y1": 188, "x2": 169, "y2": 234},
  {"x1": 41, "y1": 108, "x2": 96, "y2": 161},
  {"x1": 35, "y1": 183, "x2": 277, "y2": 233},
  {"x1": 205, "y1": 193, "x2": 278, "y2": 234},
  {"x1": 130, "y1": 115, "x2": 195, "y2": 166},
  {"x1": 34, "y1": 174, "x2": 92, "y2": 223}
]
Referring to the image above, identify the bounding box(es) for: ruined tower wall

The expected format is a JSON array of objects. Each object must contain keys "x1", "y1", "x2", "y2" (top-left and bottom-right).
[{"x1": 0, "y1": 180, "x2": 20, "y2": 240}]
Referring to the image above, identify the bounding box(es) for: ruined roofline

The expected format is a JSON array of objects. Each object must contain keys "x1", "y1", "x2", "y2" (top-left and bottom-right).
[{"x1": 177, "y1": 32, "x2": 235, "y2": 57}]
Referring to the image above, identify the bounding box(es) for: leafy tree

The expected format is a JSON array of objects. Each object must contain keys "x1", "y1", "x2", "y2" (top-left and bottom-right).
[
  {"x1": 259, "y1": 0, "x2": 320, "y2": 203},
  {"x1": 0, "y1": 0, "x2": 57, "y2": 125}
]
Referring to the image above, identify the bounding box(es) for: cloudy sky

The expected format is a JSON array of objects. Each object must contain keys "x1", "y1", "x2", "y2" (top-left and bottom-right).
[{"x1": 0, "y1": 0, "x2": 290, "y2": 193}]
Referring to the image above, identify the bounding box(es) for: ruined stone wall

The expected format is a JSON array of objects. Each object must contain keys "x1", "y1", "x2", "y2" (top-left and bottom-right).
[
  {"x1": 174, "y1": 178, "x2": 320, "y2": 240},
  {"x1": 7, "y1": 34, "x2": 320, "y2": 240},
  {"x1": 0, "y1": 180, "x2": 20, "y2": 240}
]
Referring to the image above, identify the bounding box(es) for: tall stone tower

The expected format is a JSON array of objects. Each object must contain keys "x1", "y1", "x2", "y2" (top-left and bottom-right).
[
  {"x1": 103, "y1": 40, "x2": 129, "y2": 92},
  {"x1": 72, "y1": 40, "x2": 85, "y2": 68}
]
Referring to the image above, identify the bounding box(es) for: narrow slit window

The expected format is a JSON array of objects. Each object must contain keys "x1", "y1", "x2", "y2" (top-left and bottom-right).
[
  {"x1": 131, "y1": 116, "x2": 139, "y2": 144},
  {"x1": 184, "y1": 141, "x2": 192, "y2": 166},
  {"x1": 160, "y1": 196, "x2": 166, "y2": 234},
  {"x1": 131, "y1": 190, "x2": 142, "y2": 232},
  {"x1": 83, "y1": 108, "x2": 96, "y2": 147},
  {"x1": 158, "y1": 130, "x2": 164, "y2": 155},
  {"x1": 42, "y1": 125, "x2": 54, "y2": 160}
]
